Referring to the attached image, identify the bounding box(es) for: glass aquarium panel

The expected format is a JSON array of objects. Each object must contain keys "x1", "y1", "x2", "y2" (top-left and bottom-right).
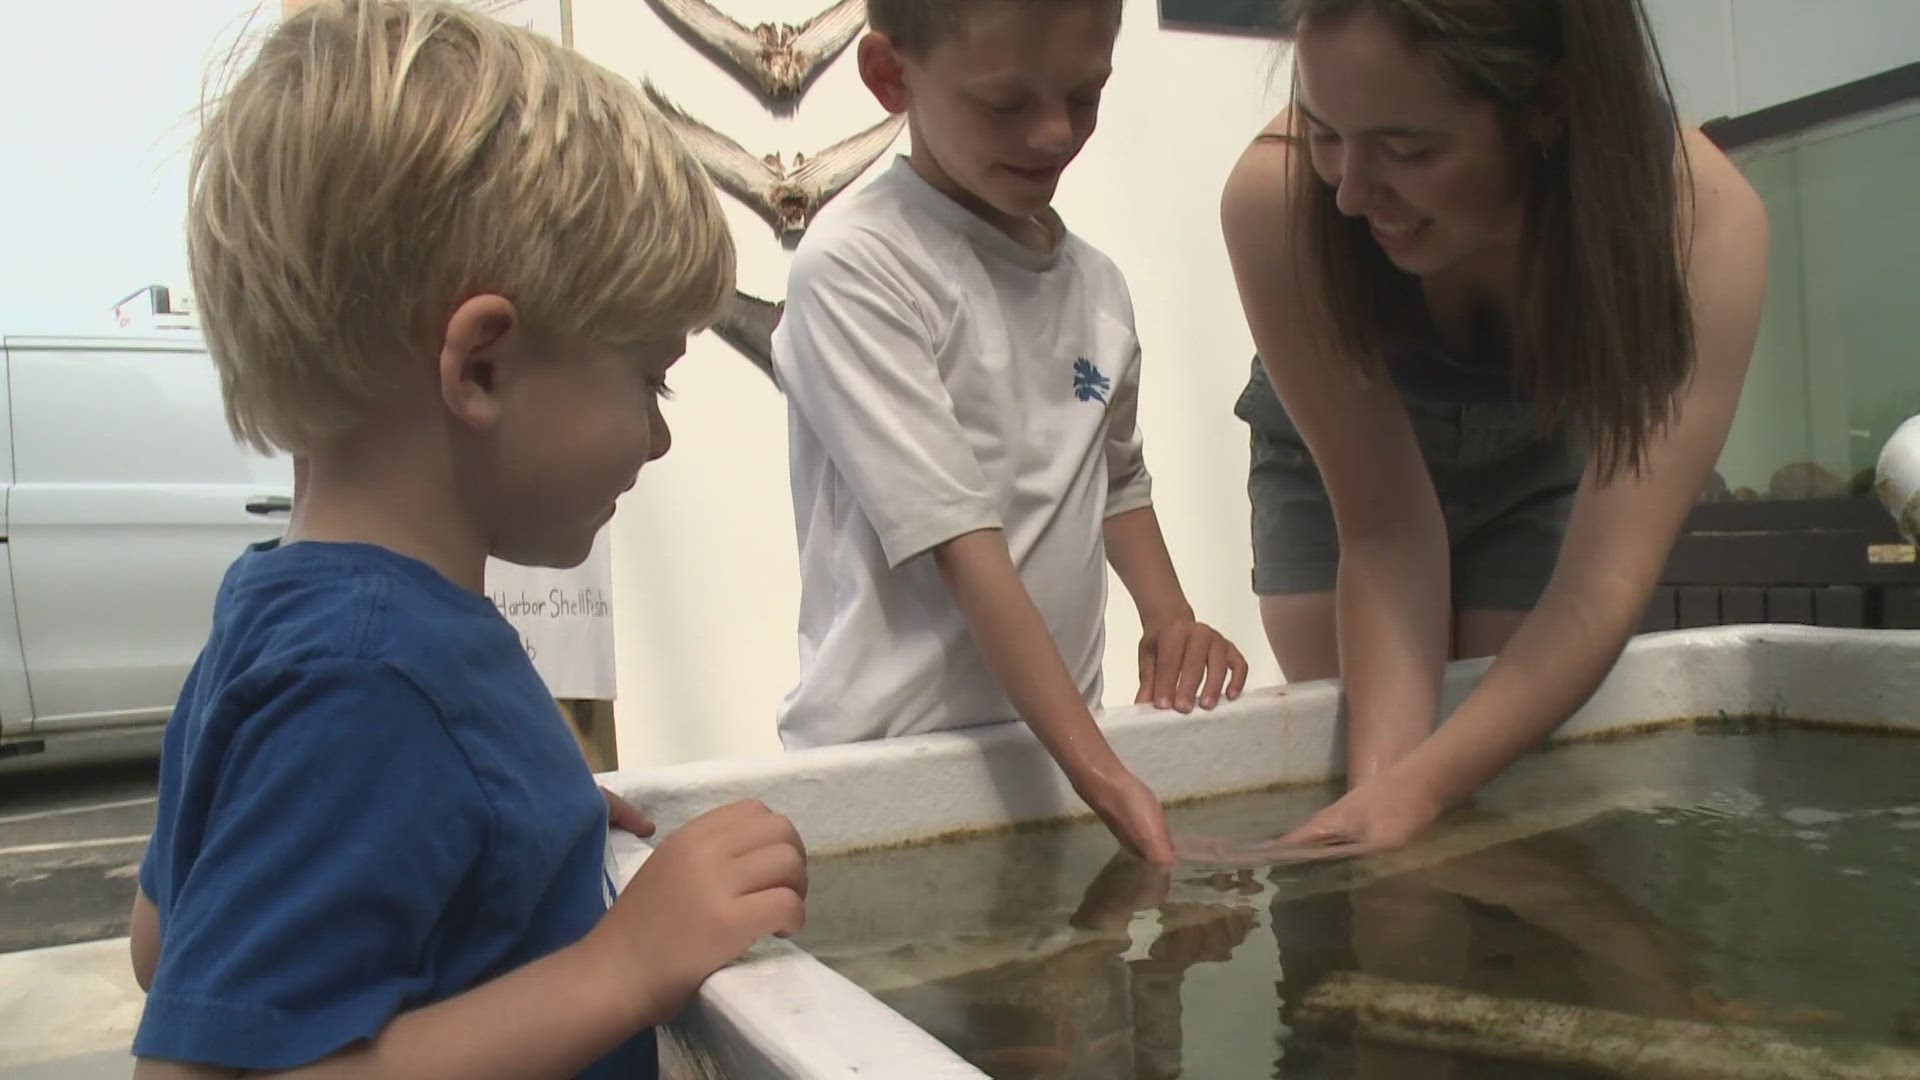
[{"x1": 1715, "y1": 98, "x2": 1920, "y2": 501}]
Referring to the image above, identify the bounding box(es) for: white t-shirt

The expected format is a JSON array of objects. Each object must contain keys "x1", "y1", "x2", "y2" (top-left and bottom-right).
[{"x1": 772, "y1": 157, "x2": 1153, "y2": 749}]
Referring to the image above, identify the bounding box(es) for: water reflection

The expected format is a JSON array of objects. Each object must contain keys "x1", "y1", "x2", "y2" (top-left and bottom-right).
[
  {"x1": 835, "y1": 821, "x2": 1725, "y2": 1077},
  {"x1": 878, "y1": 850, "x2": 1260, "y2": 1079},
  {"x1": 1275, "y1": 831, "x2": 1704, "y2": 1078}
]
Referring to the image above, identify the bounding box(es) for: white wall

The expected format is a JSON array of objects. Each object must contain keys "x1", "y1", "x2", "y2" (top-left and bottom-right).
[
  {"x1": 589, "y1": 0, "x2": 1290, "y2": 766},
  {"x1": 1645, "y1": 0, "x2": 1920, "y2": 124}
]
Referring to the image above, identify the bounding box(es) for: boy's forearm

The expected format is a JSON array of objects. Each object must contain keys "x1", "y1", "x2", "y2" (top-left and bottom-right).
[
  {"x1": 138, "y1": 934, "x2": 668, "y2": 1080},
  {"x1": 295, "y1": 935, "x2": 661, "y2": 1080},
  {"x1": 933, "y1": 529, "x2": 1127, "y2": 781},
  {"x1": 131, "y1": 888, "x2": 160, "y2": 993},
  {"x1": 1101, "y1": 507, "x2": 1194, "y2": 629}
]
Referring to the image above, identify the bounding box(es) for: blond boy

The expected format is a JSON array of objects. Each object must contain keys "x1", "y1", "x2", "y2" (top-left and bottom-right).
[{"x1": 128, "y1": 3, "x2": 804, "y2": 1076}]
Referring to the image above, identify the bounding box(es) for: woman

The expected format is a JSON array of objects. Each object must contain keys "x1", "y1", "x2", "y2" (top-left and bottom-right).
[{"x1": 1220, "y1": 0, "x2": 1768, "y2": 855}]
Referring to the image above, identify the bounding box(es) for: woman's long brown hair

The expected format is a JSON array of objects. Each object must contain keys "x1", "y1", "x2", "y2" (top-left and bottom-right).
[{"x1": 1281, "y1": 0, "x2": 1694, "y2": 481}]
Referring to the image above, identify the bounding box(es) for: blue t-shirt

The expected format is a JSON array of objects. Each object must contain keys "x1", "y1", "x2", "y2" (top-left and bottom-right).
[{"x1": 134, "y1": 540, "x2": 655, "y2": 1078}]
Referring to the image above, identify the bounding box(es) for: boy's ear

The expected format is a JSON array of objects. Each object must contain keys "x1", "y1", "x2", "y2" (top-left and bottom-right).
[
  {"x1": 857, "y1": 30, "x2": 910, "y2": 114},
  {"x1": 438, "y1": 294, "x2": 519, "y2": 430}
]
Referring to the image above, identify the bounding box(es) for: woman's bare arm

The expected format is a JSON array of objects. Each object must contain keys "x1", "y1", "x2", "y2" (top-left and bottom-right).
[
  {"x1": 1394, "y1": 125, "x2": 1770, "y2": 806},
  {"x1": 1221, "y1": 123, "x2": 1455, "y2": 779}
]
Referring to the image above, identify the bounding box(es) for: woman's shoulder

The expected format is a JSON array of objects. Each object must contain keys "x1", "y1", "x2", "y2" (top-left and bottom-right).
[
  {"x1": 1222, "y1": 106, "x2": 1310, "y2": 237},
  {"x1": 1674, "y1": 122, "x2": 1767, "y2": 240}
]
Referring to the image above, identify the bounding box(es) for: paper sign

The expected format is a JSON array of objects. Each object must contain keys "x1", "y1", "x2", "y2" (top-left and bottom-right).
[{"x1": 486, "y1": 527, "x2": 617, "y2": 700}]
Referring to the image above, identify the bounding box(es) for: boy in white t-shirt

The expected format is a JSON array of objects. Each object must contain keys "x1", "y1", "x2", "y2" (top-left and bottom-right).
[{"x1": 772, "y1": 0, "x2": 1246, "y2": 865}]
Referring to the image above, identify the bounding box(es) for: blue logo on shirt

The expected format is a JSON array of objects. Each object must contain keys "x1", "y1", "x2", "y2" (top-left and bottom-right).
[{"x1": 1073, "y1": 357, "x2": 1111, "y2": 404}]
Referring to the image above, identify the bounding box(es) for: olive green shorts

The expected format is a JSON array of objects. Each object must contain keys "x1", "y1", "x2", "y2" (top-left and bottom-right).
[{"x1": 1234, "y1": 357, "x2": 1587, "y2": 611}]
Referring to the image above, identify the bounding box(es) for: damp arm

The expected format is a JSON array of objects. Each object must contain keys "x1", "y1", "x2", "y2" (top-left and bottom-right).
[
  {"x1": 934, "y1": 530, "x2": 1175, "y2": 865},
  {"x1": 1393, "y1": 127, "x2": 1769, "y2": 812},
  {"x1": 1220, "y1": 131, "x2": 1454, "y2": 783}
]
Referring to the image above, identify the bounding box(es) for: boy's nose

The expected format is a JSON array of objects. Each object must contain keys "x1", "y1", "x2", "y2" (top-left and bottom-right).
[
  {"x1": 1029, "y1": 109, "x2": 1077, "y2": 157},
  {"x1": 649, "y1": 420, "x2": 672, "y2": 461}
]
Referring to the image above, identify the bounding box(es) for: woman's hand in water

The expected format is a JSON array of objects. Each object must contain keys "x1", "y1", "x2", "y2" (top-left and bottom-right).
[{"x1": 1274, "y1": 768, "x2": 1451, "y2": 858}]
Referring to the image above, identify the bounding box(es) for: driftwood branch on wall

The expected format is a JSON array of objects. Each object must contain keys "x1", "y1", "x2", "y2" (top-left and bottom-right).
[
  {"x1": 644, "y1": 79, "x2": 905, "y2": 238},
  {"x1": 647, "y1": 0, "x2": 866, "y2": 102},
  {"x1": 709, "y1": 291, "x2": 783, "y2": 384}
]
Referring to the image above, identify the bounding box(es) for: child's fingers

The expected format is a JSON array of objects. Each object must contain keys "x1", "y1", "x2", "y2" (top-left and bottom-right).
[
  {"x1": 739, "y1": 885, "x2": 807, "y2": 941},
  {"x1": 1199, "y1": 638, "x2": 1232, "y2": 708},
  {"x1": 601, "y1": 788, "x2": 656, "y2": 837},
  {"x1": 1174, "y1": 631, "x2": 1210, "y2": 711},
  {"x1": 1136, "y1": 640, "x2": 1158, "y2": 705},
  {"x1": 1226, "y1": 645, "x2": 1250, "y2": 699},
  {"x1": 1153, "y1": 627, "x2": 1188, "y2": 709},
  {"x1": 729, "y1": 838, "x2": 810, "y2": 902}
]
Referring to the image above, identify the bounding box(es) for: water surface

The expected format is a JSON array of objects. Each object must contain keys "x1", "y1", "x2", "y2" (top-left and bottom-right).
[{"x1": 795, "y1": 724, "x2": 1920, "y2": 1078}]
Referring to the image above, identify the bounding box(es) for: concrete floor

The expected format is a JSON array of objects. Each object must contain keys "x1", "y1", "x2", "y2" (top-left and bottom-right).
[
  {"x1": 0, "y1": 756, "x2": 157, "y2": 955},
  {"x1": 0, "y1": 1051, "x2": 133, "y2": 1080},
  {"x1": 0, "y1": 938, "x2": 141, "y2": 1075},
  {"x1": 1, "y1": 742, "x2": 158, "y2": 1077}
]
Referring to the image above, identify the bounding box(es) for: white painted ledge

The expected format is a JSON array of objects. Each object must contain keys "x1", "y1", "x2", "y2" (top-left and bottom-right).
[{"x1": 604, "y1": 625, "x2": 1920, "y2": 1079}]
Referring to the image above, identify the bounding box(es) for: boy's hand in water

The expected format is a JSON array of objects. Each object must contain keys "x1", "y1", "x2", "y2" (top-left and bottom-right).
[
  {"x1": 1074, "y1": 767, "x2": 1177, "y2": 866},
  {"x1": 1135, "y1": 618, "x2": 1249, "y2": 713}
]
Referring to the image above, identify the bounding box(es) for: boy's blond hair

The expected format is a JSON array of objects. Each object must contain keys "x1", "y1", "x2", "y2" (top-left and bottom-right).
[{"x1": 189, "y1": 0, "x2": 735, "y2": 454}]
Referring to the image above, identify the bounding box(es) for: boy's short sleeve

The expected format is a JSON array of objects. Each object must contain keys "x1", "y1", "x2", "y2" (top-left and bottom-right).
[
  {"x1": 776, "y1": 232, "x2": 1001, "y2": 568},
  {"x1": 1103, "y1": 327, "x2": 1154, "y2": 519},
  {"x1": 134, "y1": 659, "x2": 489, "y2": 1072}
]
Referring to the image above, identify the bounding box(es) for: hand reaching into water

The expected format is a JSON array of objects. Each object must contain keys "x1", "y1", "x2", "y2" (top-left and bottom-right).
[
  {"x1": 1074, "y1": 767, "x2": 1177, "y2": 866},
  {"x1": 1172, "y1": 768, "x2": 1453, "y2": 868},
  {"x1": 1273, "y1": 769, "x2": 1452, "y2": 860}
]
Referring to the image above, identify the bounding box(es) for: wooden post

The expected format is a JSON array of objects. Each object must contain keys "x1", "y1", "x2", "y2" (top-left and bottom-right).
[{"x1": 560, "y1": 699, "x2": 619, "y2": 773}]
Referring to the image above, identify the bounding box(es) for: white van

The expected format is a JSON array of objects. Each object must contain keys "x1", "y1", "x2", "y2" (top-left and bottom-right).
[{"x1": 0, "y1": 332, "x2": 293, "y2": 761}]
